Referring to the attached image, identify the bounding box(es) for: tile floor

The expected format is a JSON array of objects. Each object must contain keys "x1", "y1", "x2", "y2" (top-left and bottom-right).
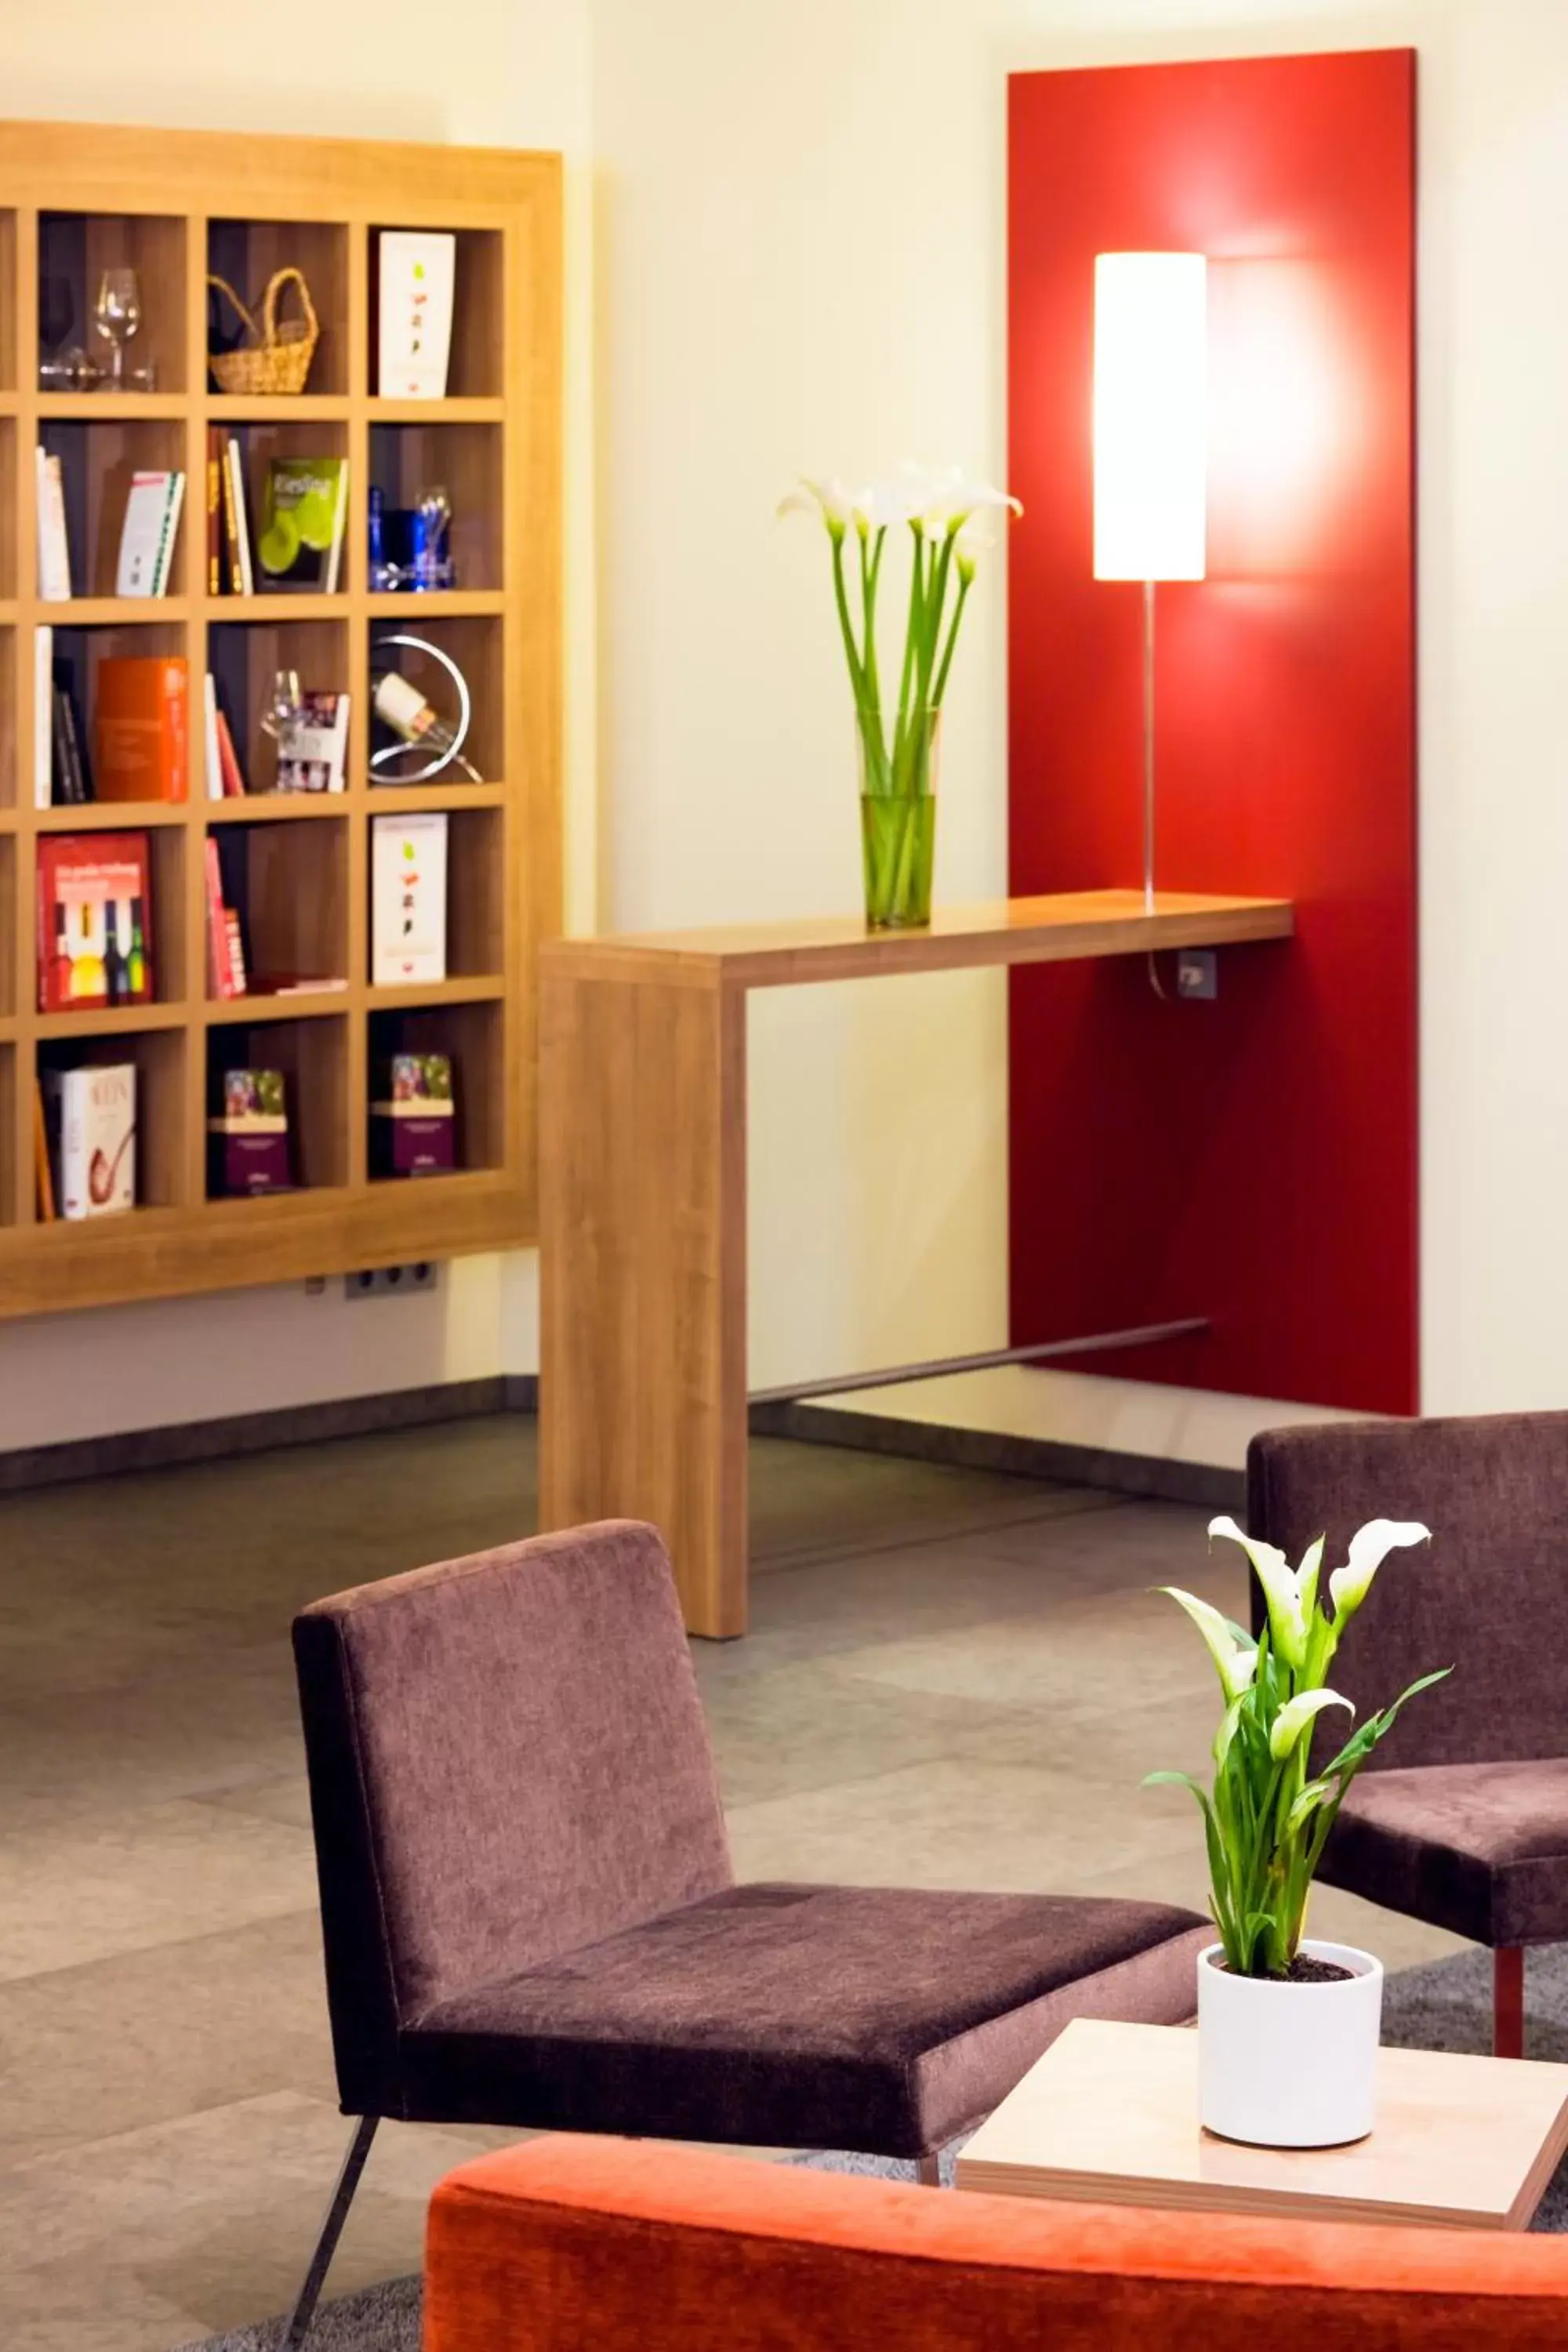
[{"x1": 0, "y1": 1418, "x2": 1466, "y2": 2348}]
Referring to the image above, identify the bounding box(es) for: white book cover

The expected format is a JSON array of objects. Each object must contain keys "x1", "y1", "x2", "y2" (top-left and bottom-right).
[
  {"x1": 371, "y1": 812, "x2": 448, "y2": 984},
  {"x1": 115, "y1": 470, "x2": 175, "y2": 597},
  {"x1": 377, "y1": 232, "x2": 456, "y2": 399},
  {"x1": 204, "y1": 670, "x2": 223, "y2": 801},
  {"x1": 152, "y1": 470, "x2": 186, "y2": 596},
  {"x1": 35, "y1": 445, "x2": 71, "y2": 601},
  {"x1": 33, "y1": 624, "x2": 53, "y2": 808},
  {"x1": 45, "y1": 1062, "x2": 136, "y2": 1221}
]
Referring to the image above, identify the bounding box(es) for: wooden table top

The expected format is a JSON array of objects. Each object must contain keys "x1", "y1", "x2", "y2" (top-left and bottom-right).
[
  {"x1": 955, "y1": 2020, "x2": 1568, "y2": 2231},
  {"x1": 543, "y1": 888, "x2": 1294, "y2": 991}
]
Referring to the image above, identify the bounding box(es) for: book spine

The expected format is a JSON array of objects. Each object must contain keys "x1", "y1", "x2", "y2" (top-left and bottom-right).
[
  {"x1": 152, "y1": 472, "x2": 185, "y2": 598},
  {"x1": 224, "y1": 909, "x2": 249, "y2": 997},
  {"x1": 50, "y1": 688, "x2": 73, "y2": 806},
  {"x1": 33, "y1": 626, "x2": 53, "y2": 810},
  {"x1": 215, "y1": 706, "x2": 247, "y2": 798},
  {"x1": 55, "y1": 684, "x2": 85, "y2": 803},
  {"x1": 36, "y1": 446, "x2": 72, "y2": 601},
  {"x1": 226, "y1": 439, "x2": 254, "y2": 597},
  {"x1": 207, "y1": 430, "x2": 222, "y2": 597},
  {"x1": 220, "y1": 434, "x2": 241, "y2": 593},
  {"x1": 162, "y1": 662, "x2": 189, "y2": 803},
  {"x1": 325, "y1": 459, "x2": 350, "y2": 596},
  {"x1": 204, "y1": 671, "x2": 223, "y2": 804},
  {"x1": 205, "y1": 837, "x2": 234, "y2": 998}
]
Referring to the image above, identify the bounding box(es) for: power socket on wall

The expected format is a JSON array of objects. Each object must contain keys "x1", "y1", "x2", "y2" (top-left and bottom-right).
[{"x1": 343, "y1": 1263, "x2": 441, "y2": 1300}]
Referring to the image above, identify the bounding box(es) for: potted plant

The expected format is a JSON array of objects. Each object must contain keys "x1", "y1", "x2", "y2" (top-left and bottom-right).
[
  {"x1": 1149, "y1": 1514, "x2": 1450, "y2": 2149},
  {"x1": 778, "y1": 469, "x2": 1019, "y2": 930}
]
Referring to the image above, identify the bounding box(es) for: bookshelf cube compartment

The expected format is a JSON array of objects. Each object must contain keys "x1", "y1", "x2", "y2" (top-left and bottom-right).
[
  {"x1": 47, "y1": 620, "x2": 191, "y2": 811},
  {"x1": 208, "y1": 617, "x2": 350, "y2": 795},
  {"x1": 207, "y1": 818, "x2": 347, "y2": 1001},
  {"x1": 38, "y1": 418, "x2": 186, "y2": 598},
  {"x1": 368, "y1": 999, "x2": 503, "y2": 1177},
  {"x1": 205, "y1": 1014, "x2": 347, "y2": 1195},
  {"x1": 36, "y1": 1026, "x2": 187, "y2": 1208},
  {"x1": 370, "y1": 225, "x2": 502, "y2": 397},
  {"x1": 0, "y1": 626, "x2": 15, "y2": 808},
  {"x1": 208, "y1": 220, "x2": 349, "y2": 397},
  {"x1": 211, "y1": 422, "x2": 350, "y2": 601},
  {"x1": 368, "y1": 614, "x2": 502, "y2": 785},
  {"x1": 38, "y1": 212, "x2": 187, "y2": 393},
  {"x1": 368, "y1": 423, "x2": 502, "y2": 591},
  {"x1": 367, "y1": 805, "x2": 503, "y2": 986}
]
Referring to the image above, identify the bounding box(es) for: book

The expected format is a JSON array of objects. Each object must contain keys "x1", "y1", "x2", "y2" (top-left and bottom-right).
[
  {"x1": 43, "y1": 1062, "x2": 136, "y2": 1220},
  {"x1": 37, "y1": 833, "x2": 154, "y2": 1013},
  {"x1": 50, "y1": 687, "x2": 85, "y2": 806},
  {"x1": 206, "y1": 428, "x2": 223, "y2": 596},
  {"x1": 274, "y1": 692, "x2": 350, "y2": 793},
  {"x1": 204, "y1": 836, "x2": 238, "y2": 997},
  {"x1": 370, "y1": 1050, "x2": 456, "y2": 1178},
  {"x1": 33, "y1": 1082, "x2": 56, "y2": 1222},
  {"x1": 153, "y1": 471, "x2": 185, "y2": 596},
  {"x1": 377, "y1": 231, "x2": 456, "y2": 399},
  {"x1": 225, "y1": 437, "x2": 254, "y2": 596},
  {"x1": 215, "y1": 706, "x2": 248, "y2": 798},
  {"x1": 115, "y1": 470, "x2": 182, "y2": 597},
  {"x1": 256, "y1": 456, "x2": 348, "y2": 593},
  {"x1": 94, "y1": 656, "x2": 189, "y2": 803},
  {"x1": 219, "y1": 431, "x2": 243, "y2": 593},
  {"x1": 370, "y1": 812, "x2": 448, "y2": 985},
  {"x1": 203, "y1": 671, "x2": 223, "y2": 803},
  {"x1": 55, "y1": 679, "x2": 91, "y2": 804},
  {"x1": 33, "y1": 626, "x2": 53, "y2": 810},
  {"x1": 208, "y1": 1067, "x2": 289, "y2": 1196},
  {"x1": 35, "y1": 445, "x2": 71, "y2": 601},
  {"x1": 224, "y1": 909, "x2": 249, "y2": 995}
]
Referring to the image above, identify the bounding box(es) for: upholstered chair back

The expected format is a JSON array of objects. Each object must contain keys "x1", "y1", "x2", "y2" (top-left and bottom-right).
[
  {"x1": 1247, "y1": 1414, "x2": 1568, "y2": 1770},
  {"x1": 292, "y1": 1520, "x2": 733, "y2": 2116}
]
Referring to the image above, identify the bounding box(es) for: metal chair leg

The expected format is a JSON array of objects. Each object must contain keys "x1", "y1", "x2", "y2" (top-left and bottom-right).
[
  {"x1": 915, "y1": 2153, "x2": 941, "y2": 2187},
  {"x1": 278, "y1": 2114, "x2": 380, "y2": 2349},
  {"x1": 1495, "y1": 1947, "x2": 1525, "y2": 2059}
]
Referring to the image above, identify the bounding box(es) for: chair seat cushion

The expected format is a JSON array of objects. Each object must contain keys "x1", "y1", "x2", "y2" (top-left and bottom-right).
[
  {"x1": 1321, "y1": 1759, "x2": 1568, "y2": 1946},
  {"x1": 399, "y1": 1882, "x2": 1207, "y2": 2156}
]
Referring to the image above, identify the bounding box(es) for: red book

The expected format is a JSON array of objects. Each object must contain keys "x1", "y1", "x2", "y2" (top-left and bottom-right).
[
  {"x1": 205, "y1": 837, "x2": 235, "y2": 999},
  {"x1": 215, "y1": 706, "x2": 247, "y2": 797},
  {"x1": 93, "y1": 657, "x2": 188, "y2": 804},
  {"x1": 37, "y1": 834, "x2": 154, "y2": 1014}
]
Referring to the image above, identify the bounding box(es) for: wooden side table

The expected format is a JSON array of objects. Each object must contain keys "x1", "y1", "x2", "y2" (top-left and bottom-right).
[
  {"x1": 956, "y1": 2019, "x2": 1568, "y2": 2231},
  {"x1": 538, "y1": 889, "x2": 1293, "y2": 1638}
]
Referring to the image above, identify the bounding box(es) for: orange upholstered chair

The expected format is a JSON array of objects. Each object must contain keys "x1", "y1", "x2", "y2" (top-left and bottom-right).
[{"x1": 424, "y1": 2135, "x2": 1568, "y2": 2350}]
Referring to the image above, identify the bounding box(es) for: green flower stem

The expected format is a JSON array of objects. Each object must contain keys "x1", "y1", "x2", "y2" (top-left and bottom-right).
[
  {"x1": 931, "y1": 572, "x2": 971, "y2": 710},
  {"x1": 892, "y1": 526, "x2": 925, "y2": 776}
]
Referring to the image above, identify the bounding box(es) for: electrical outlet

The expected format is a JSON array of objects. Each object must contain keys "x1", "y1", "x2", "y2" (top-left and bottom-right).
[
  {"x1": 344, "y1": 1262, "x2": 441, "y2": 1300},
  {"x1": 1177, "y1": 950, "x2": 1218, "y2": 1000}
]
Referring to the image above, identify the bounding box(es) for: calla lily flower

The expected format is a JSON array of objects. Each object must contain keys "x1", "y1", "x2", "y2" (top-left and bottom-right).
[
  {"x1": 1330, "y1": 1519, "x2": 1431, "y2": 1624},
  {"x1": 1208, "y1": 1515, "x2": 1312, "y2": 1672},
  {"x1": 918, "y1": 466, "x2": 1023, "y2": 536},
  {"x1": 1158, "y1": 1585, "x2": 1258, "y2": 1701},
  {"x1": 776, "y1": 477, "x2": 857, "y2": 539},
  {"x1": 1269, "y1": 1687, "x2": 1353, "y2": 1762}
]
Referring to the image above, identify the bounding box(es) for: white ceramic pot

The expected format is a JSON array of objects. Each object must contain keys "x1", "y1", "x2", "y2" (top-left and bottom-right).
[{"x1": 1197, "y1": 1940, "x2": 1385, "y2": 2148}]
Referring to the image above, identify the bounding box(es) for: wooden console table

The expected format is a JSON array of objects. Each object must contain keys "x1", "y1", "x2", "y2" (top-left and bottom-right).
[{"x1": 538, "y1": 889, "x2": 1294, "y2": 1637}]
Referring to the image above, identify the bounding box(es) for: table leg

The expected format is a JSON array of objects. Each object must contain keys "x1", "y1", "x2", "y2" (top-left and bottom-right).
[
  {"x1": 1494, "y1": 1947, "x2": 1524, "y2": 2059},
  {"x1": 539, "y1": 964, "x2": 748, "y2": 1637}
]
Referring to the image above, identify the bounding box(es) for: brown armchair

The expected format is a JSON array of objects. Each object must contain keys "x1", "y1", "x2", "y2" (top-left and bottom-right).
[
  {"x1": 1249, "y1": 1412, "x2": 1568, "y2": 2060},
  {"x1": 281, "y1": 1519, "x2": 1207, "y2": 2346}
]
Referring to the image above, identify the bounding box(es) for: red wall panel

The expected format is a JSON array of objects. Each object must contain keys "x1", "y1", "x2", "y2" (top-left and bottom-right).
[{"x1": 1007, "y1": 51, "x2": 1417, "y2": 1414}]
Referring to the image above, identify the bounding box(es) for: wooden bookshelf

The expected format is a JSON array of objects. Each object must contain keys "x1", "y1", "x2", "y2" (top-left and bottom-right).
[{"x1": 0, "y1": 122, "x2": 561, "y2": 1317}]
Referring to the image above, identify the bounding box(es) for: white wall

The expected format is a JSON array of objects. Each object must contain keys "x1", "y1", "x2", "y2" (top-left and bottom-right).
[
  {"x1": 592, "y1": 0, "x2": 1568, "y2": 1471},
  {"x1": 2, "y1": 0, "x2": 593, "y2": 1446}
]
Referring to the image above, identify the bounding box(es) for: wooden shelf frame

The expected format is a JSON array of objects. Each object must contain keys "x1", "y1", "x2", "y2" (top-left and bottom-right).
[{"x1": 0, "y1": 121, "x2": 561, "y2": 1317}]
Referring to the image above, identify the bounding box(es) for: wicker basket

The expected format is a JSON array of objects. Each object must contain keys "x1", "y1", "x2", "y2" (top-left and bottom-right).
[{"x1": 207, "y1": 267, "x2": 319, "y2": 396}]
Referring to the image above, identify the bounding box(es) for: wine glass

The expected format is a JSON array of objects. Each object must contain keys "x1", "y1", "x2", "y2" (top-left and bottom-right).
[
  {"x1": 260, "y1": 670, "x2": 303, "y2": 743},
  {"x1": 93, "y1": 267, "x2": 143, "y2": 387}
]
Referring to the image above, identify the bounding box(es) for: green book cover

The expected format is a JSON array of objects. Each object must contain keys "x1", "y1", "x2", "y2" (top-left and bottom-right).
[{"x1": 256, "y1": 457, "x2": 347, "y2": 591}]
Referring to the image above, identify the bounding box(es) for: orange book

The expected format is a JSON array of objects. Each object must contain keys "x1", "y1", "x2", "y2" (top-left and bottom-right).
[{"x1": 93, "y1": 657, "x2": 189, "y2": 803}]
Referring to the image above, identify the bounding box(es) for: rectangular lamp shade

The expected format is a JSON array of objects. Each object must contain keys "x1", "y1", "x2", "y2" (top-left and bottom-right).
[{"x1": 1093, "y1": 252, "x2": 1207, "y2": 582}]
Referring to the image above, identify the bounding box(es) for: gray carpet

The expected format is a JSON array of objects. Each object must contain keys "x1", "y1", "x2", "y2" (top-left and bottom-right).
[{"x1": 176, "y1": 1942, "x2": 1568, "y2": 2351}]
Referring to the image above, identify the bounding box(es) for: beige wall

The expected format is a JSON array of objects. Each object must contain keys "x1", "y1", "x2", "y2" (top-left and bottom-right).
[
  {"x1": 0, "y1": 0, "x2": 593, "y2": 1447},
  {"x1": 592, "y1": 0, "x2": 1568, "y2": 1469}
]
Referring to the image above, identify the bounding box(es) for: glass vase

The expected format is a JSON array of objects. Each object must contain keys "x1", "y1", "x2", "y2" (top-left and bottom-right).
[{"x1": 858, "y1": 707, "x2": 938, "y2": 930}]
